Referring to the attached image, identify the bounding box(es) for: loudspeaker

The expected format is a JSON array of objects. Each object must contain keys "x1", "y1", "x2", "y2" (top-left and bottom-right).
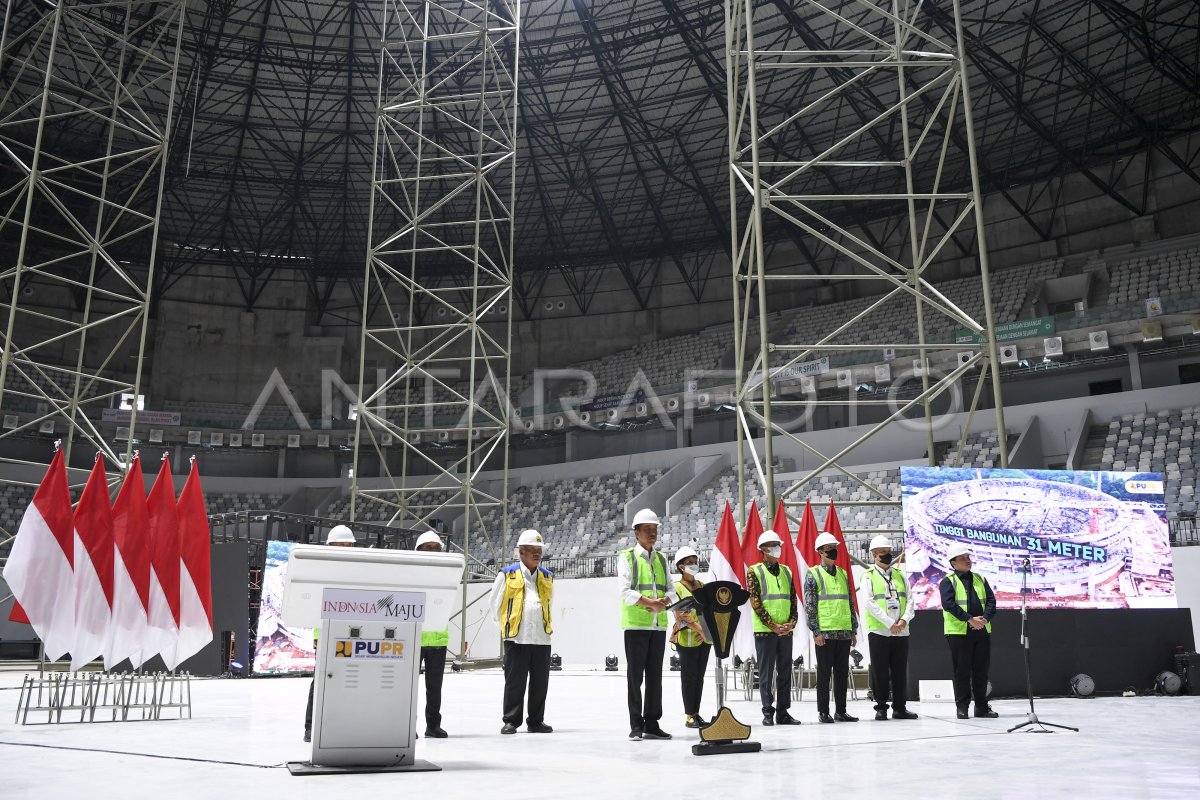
[
  {"x1": 999, "y1": 345, "x2": 1018, "y2": 364},
  {"x1": 836, "y1": 369, "x2": 852, "y2": 388},
  {"x1": 1043, "y1": 336, "x2": 1063, "y2": 357},
  {"x1": 1089, "y1": 330, "x2": 1109, "y2": 351}
]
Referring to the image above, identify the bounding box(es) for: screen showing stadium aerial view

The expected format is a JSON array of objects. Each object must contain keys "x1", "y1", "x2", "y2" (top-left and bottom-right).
[
  {"x1": 251, "y1": 540, "x2": 316, "y2": 675},
  {"x1": 902, "y1": 467, "x2": 1175, "y2": 610}
]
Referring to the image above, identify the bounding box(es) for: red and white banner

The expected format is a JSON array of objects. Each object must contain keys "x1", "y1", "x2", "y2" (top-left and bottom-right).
[
  {"x1": 71, "y1": 455, "x2": 114, "y2": 671},
  {"x1": 771, "y1": 499, "x2": 811, "y2": 653},
  {"x1": 108, "y1": 455, "x2": 151, "y2": 669},
  {"x1": 709, "y1": 501, "x2": 755, "y2": 661},
  {"x1": 175, "y1": 458, "x2": 213, "y2": 664},
  {"x1": 145, "y1": 458, "x2": 181, "y2": 669}
]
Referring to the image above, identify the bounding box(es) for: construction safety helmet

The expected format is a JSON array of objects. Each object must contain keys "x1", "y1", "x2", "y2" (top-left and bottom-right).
[
  {"x1": 326, "y1": 525, "x2": 356, "y2": 545},
  {"x1": 631, "y1": 508, "x2": 661, "y2": 529},
  {"x1": 517, "y1": 529, "x2": 546, "y2": 549},
  {"x1": 814, "y1": 532, "x2": 839, "y2": 551},
  {"x1": 415, "y1": 531, "x2": 443, "y2": 551}
]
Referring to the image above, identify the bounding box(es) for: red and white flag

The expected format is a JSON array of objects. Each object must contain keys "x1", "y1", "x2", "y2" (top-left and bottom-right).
[
  {"x1": 71, "y1": 455, "x2": 114, "y2": 671},
  {"x1": 107, "y1": 455, "x2": 151, "y2": 669},
  {"x1": 145, "y1": 457, "x2": 181, "y2": 669},
  {"x1": 2, "y1": 448, "x2": 75, "y2": 661},
  {"x1": 175, "y1": 458, "x2": 212, "y2": 665},
  {"x1": 741, "y1": 499, "x2": 764, "y2": 570},
  {"x1": 823, "y1": 500, "x2": 859, "y2": 614},
  {"x1": 771, "y1": 499, "x2": 811, "y2": 652},
  {"x1": 794, "y1": 498, "x2": 820, "y2": 573},
  {"x1": 709, "y1": 502, "x2": 754, "y2": 661}
]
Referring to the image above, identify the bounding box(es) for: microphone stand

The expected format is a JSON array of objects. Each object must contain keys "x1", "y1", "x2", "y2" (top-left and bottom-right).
[{"x1": 1008, "y1": 557, "x2": 1078, "y2": 733}]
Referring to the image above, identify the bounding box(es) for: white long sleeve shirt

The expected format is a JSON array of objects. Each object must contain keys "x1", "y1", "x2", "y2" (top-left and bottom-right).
[
  {"x1": 616, "y1": 545, "x2": 678, "y2": 631},
  {"x1": 489, "y1": 563, "x2": 552, "y2": 646},
  {"x1": 859, "y1": 564, "x2": 916, "y2": 637}
]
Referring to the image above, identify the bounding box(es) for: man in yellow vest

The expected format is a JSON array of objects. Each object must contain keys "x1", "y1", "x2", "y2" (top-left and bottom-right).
[
  {"x1": 415, "y1": 531, "x2": 451, "y2": 738},
  {"x1": 489, "y1": 529, "x2": 555, "y2": 735},
  {"x1": 618, "y1": 508, "x2": 677, "y2": 741},
  {"x1": 805, "y1": 531, "x2": 859, "y2": 723},
  {"x1": 671, "y1": 545, "x2": 710, "y2": 729},
  {"x1": 748, "y1": 530, "x2": 802, "y2": 726},
  {"x1": 304, "y1": 524, "x2": 356, "y2": 742},
  {"x1": 939, "y1": 542, "x2": 998, "y2": 719},
  {"x1": 859, "y1": 535, "x2": 917, "y2": 721}
]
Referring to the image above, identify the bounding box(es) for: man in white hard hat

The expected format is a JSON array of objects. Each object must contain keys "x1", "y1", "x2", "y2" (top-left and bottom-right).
[
  {"x1": 670, "y1": 545, "x2": 710, "y2": 729},
  {"x1": 939, "y1": 542, "x2": 998, "y2": 719},
  {"x1": 804, "y1": 531, "x2": 859, "y2": 723},
  {"x1": 489, "y1": 529, "x2": 555, "y2": 735},
  {"x1": 747, "y1": 529, "x2": 801, "y2": 726},
  {"x1": 618, "y1": 508, "x2": 677, "y2": 741},
  {"x1": 415, "y1": 531, "x2": 451, "y2": 738},
  {"x1": 304, "y1": 525, "x2": 357, "y2": 741},
  {"x1": 859, "y1": 535, "x2": 917, "y2": 721}
]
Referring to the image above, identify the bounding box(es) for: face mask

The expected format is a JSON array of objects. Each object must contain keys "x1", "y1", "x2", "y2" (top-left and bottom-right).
[
  {"x1": 877, "y1": 553, "x2": 894, "y2": 566},
  {"x1": 824, "y1": 547, "x2": 839, "y2": 561},
  {"x1": 683, "y1": 564, "x2": 700, "y2": 576},
  {"x1": 764, "y1": 546, "x2": 782, "y2": 559}
]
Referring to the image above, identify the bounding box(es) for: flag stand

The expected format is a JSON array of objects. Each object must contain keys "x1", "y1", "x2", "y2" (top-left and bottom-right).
[{"x1": 14, "y1": 671, "x2": 192, "y2": 725}]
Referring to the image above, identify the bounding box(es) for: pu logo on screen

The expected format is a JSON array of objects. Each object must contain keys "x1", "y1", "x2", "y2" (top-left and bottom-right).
[
  {"x1": 334, "y1": 639, "x2": 405, "y2": 659},
  {"x1": 1124, "y1": 479, "x2": 1164, "y2": 494}
]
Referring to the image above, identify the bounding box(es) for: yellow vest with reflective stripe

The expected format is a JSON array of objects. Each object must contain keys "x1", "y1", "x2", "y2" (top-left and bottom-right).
[
  {"x1": 749, "y1": 563, "x2": 793, "y2": 633},
  {"x1": 421, "y1": 628, "x2": 449, "y2": 648},
  {"x1": 865, "y1": 567, "x2": 908, "y2": 632},
  {"x1": 808, "y1": 565, "x2": 853, "y2": 632},
  {"x1": 673, "y1": 579, "x2": 706, "y2": 647},
  {"x1": 500, "y1": 563, "x2": 554, "y2": 638},
  {"x1": 621, "y1": 548, "x2": 669, "y2": 629},
  {"x1": 942, "y1": 572, "x2": 991, "y2": 635}
]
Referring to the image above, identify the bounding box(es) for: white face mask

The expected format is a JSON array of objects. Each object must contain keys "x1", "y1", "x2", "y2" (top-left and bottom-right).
[
  {"x1": 682, "y1": 564, "x2": 700, "y2": 576},
  {"x1": 764, "y1": 546, "x2": 782, "y2": 559}
]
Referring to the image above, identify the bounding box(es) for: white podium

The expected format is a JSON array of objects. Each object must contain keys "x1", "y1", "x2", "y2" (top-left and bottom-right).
[{"x1": 281, "y1": 545, "x2": 463, "y2": 774}]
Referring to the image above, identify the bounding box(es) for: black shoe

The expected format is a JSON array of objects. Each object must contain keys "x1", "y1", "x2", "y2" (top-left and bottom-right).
[
  {"x1": 303, "y1": 729, "x2": 311, "y2": 743},
  {"x1": 424, "y1": 726, "x2": 448, "y2": 738},
  {"x1": 629, "y1": 728, "x2": 643, "y2": 741},
  {"x1": 762, "y1": 715, "x2": 775, "y2": 726},
  {"x1": 642, "y1": 725, "x2": 672, "y2": 740},
  {"x1": 893, "y1": 710, "x2": 919, "y2": 720},
  {"x1": 818, "y1": 712, "x2": 835, "y2": 724},
  {"x1": 776, "y1": 713, "x2": 802, "y2": 726},
  {"x1": 685, "y1": 715, "x2": 705, "y2": 729},
  {"x1": 875, "y1": 710, "x2": 888, "y2": 721},
  {"x1": 974, "y1": 708, "x2": 999, "y2": 719},
  {"x1": 956, "y1": 708, "x2": 969, "y2": 720},
  {"x1": 834, "y1": 712, "x2": 858, "y2": 722},
  {"x1": 501, "y1": 723, "x2": 518, "y2": 735},
  {"x1": 527, "y1": 722, "x2": 553, "y2": 733}
]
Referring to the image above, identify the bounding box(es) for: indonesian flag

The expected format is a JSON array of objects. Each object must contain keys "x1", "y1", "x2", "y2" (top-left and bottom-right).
[
  {"x1": 145, "y1": 458, "x2": 181, "y2": 670},
  {"x1": 175, "y1": 458, "x2": 213, "y2": 665},
  {"x1": 823, "y1": 500, "x2": 859, "y2": 614},
  {"x1": 71, "y1": 455, "x2": 114, "y2": 671},
  {"x1": 771, "y1": 499, "x2": 811, "y2": 652},
  {"x1": 794, "y1": 498, "x2": 820, "y2": 573},
  {"x1": 107, "y1": 455, "x2": 151, "y2": 669},
  {"x1": 2, "y1": 449, "x2": 75, "y2": 660},
  {"x1": 709, "y1": 501, "x2": 754, "y2": 660},
  {"x1": 9, "y1": 601, "x2": 30, "y2": 624},
  {"x1": 741, "y1": 499, "x2": 764, "y2": 569}
]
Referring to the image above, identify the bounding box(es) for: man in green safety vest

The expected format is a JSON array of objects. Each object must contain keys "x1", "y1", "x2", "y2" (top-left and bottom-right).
[
  {"x1": 859, "y1": 535, "x2": 917, "y2": 721},
  {"x1": 618, "y1": 508, "x2": 677, "y2": 741},
  {"x1": 939, "y1": 542, "x2": 998, "y2": 719},
  {"x1": 416, "y1": 531, "x2": 451, "y2": 738},
  {"x1": 303, "y1": 524, "x2": 356, "y2": 742},
  {"x1": 804, "y1": 531, "x2": 859, "y2": 723},
  {"x1": 748, "y1": 530, "x2": 802, "y2": 727}
]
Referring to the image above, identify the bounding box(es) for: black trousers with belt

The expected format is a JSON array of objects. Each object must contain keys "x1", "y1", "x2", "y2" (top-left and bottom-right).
[
  {"x1": 815, "y1": 636, "x2": 851, "y2": 715},
  {"x1": 754, "y1": 632, "x2": 794, "y2": 717},
  {"x1": 676, "y1": 643, "x2": 711, "y2": 717},
  {"x1": 947, "y1": 631, "x2": 991, "y2": 711},
  {"x1": 502, "y1": 641, "x2": 551, "y2": 726},
  {"x1": 624, "y1": 629, "x2": 666, "y2": 730},
  {"x1": 867, "y1": 633, "x2": 910, "y2": 713},
  {"x1": 420, "y1": 645, "x2": 447, "y2": 729}
]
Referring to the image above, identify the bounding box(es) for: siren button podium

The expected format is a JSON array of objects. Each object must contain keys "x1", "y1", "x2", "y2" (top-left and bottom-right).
[{"x1": 281, "y1": 545, "x2": 463, "y2": 775}]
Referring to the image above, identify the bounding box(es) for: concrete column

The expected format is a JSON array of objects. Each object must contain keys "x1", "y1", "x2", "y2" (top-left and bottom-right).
[
  {"x1": 277, "y1": 446, "x2": 286, "y2": 478},
  {"x1": 1126, "y1": 344, "x2": 1143, "y2": 391}
]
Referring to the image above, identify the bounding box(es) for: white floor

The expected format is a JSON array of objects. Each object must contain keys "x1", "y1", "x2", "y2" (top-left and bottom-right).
[{"x1": 1, "y1": 668, "x2": 1197, "y2": 799}]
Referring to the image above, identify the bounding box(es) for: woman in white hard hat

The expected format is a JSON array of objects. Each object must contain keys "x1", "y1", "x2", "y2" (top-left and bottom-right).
[
  {"x1": 415, "y1": 531, "x2": 450, "y2": 738},
  {"x1": 488, "y1": 529, "x2": 555, "y2": 735},
  {"x1": 859, "y1": 535, "x2": 918, "y2": 721},
  {"x1": 671, "y1": 545, "x2": 710, "y2": 729},
  {"x1": 804, "y1": 531, "x2": 859, "y2": 723},
  {"x1": 304, "y1": 525, "x2": 357, "y2": 742}
]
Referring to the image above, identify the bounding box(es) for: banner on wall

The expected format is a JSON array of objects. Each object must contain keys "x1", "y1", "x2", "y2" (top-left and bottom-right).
[
  {"x1": 902, "y1": 467, "x2": 1174, "y2": 611},
  {"x1": 252, "y1": 540, "x2": 315, "y2": 674}
]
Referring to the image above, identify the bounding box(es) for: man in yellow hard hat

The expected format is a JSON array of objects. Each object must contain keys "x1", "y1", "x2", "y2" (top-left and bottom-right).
[
  {"x1": 747, "y1": 530, "x2": 801, "y2": 726},
  {"x1": 304, "y1": 525, "x2": 356, "y2": 742},
  {"x1": 415, "y1": 530, "x2": 451, "y2": 737},
  {"x1": 859, "y1": 535, "x2": 917, "y2": 721},
  {"x1": 489, "y1": 529, "x2": 555, "y2": 735}
]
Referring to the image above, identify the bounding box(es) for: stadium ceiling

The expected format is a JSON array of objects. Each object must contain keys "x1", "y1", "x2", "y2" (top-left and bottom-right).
[{"x1": 3, "y1": 0, "x2": 1198, "y2": 318}]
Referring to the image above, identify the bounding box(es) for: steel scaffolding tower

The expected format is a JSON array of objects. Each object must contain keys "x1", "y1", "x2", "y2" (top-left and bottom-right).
[
  {"x1": 0, "y1": 0, "x2": 185, "y2": 488},
  {"x1": 351, "y1": 0, "x2": 519, "y2": 596},
  {"x1": 725, "y1": 0, "x2": 1008, "y2": 532}
]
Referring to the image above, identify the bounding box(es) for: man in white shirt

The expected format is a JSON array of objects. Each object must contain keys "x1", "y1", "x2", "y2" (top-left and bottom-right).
[
  {"x1": 489, "y1": 529, "x2": 555, "y2": 735},
  {"x1": 859, "y1": 535, "x2": 918, "y2": 721}
]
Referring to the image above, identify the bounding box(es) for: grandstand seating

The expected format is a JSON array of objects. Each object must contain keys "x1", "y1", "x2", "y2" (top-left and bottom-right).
[
  {"x1": 1103, "y1": 246, "x2": 1200, "y2": 308},
  {"x1": 1096, "y1": 405, "x2": 1198, "y2": 521},
  {"x1": 206, "y1": 492, "x2": 287, "y2": 515}
]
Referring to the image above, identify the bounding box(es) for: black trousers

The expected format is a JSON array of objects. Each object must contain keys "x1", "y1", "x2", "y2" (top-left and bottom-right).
[
  {"x1": 754, "y1": 633, "x2": 794, "y2": 716},
  {"x1": 502, "y1": 641, "x2": 550, "y2": 726},
  {"x1": 676, "y1": 643, "x2": 711, "y2": 716},
  {"x1": 624, "y1": 629, "x2": 666, "y2": 730},
  {"x1": 420, "y1": 646, "x2": 447, "y2": 729},
  {"x1": 304, "y1": 678, "x2": 314, "y2": 732},
  {"x1": 815, "y1": 636, "x2": 851, "y2": 715},
  {"x1": 867, "y1": 633, "x2": 910, "y2": 712},
  {"x1": 947, "y1": 632, "x2": 991, "y2": 711}
]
